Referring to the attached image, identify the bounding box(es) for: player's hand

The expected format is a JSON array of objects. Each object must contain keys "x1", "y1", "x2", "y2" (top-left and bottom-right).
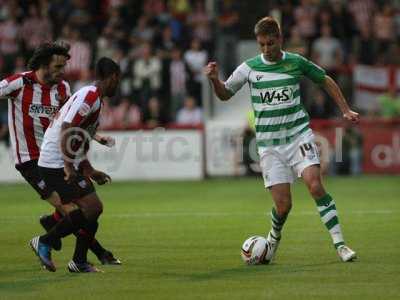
[
  {"x1": 64, "y1": 163, "x2": 77, "y2": 184},
  {"x1": 204, "y1": 62, "x2": 219, "y2": 80},
  {"x1": 96, "y1": 135, "x2": 115, "y2": 148},
  {"x1": 89, "y1": 170, "x2": 112, "y2": 185},
  {"x1": 343, "y1": 110, "x2": 360, "y2": 124}
]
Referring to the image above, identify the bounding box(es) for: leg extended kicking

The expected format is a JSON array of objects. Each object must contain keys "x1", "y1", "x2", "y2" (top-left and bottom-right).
[{"x1": 302, "y1": 165, "x2": 356, "y2": 262}]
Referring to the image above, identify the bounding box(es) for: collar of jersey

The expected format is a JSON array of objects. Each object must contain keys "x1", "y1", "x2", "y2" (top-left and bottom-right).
[{"x1": 260, "y1": 51, "x2": 286, "y2": 65}]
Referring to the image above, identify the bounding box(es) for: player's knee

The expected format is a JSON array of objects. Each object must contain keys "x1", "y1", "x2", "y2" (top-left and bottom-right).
[
  {"x1": 86, "y1": 201, "x2": 103, "y2": 220},
  {"x1": 275, "y1": 196, "x2": 292, "y2": 216},
  {"x1": 308, "y1": 179, "x2": 324, "y2": 198}
]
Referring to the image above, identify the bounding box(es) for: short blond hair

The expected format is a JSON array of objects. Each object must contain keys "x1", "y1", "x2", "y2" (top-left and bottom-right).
[{"x1": 254, "y1": 16, "x2": 281, "y2": 37}]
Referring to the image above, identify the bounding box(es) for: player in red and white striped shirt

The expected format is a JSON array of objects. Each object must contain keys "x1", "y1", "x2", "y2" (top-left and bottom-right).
[
  {"x1": 31, "y1": 57, "x2": 121, "y2": 273},
  {"x1": 0, "y1": 42, "x2": 120, "y2": 266}
]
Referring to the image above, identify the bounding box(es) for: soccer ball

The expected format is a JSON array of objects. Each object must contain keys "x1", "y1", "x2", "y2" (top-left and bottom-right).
[{"x1": 241, "y1": 236, "x2": 272, "y2": 265}]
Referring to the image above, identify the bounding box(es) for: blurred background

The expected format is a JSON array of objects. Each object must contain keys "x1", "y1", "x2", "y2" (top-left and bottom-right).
[{"x1": 0, "y1": 0, "x2": 399, "y2": 181}]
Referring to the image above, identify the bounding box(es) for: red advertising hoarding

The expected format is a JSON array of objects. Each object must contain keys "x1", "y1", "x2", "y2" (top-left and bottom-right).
[{"x1": 311, "y1": 119, "x2": 400, "y2": 174}]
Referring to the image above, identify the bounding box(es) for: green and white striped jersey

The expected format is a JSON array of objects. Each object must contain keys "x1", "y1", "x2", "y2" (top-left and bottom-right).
[{"x1": 224, "y1": 51, "x2": 326, "y2": 152}]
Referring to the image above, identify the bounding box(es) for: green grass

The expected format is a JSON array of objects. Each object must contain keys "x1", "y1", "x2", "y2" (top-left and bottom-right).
[{"x1": 0, "y1": 176, "x2": 399, "y2": 300}]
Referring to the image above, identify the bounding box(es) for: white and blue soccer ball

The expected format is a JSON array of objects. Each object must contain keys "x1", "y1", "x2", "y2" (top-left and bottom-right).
[{"x1": 241, "y1": 236, "x2": 272, "y2": 265}]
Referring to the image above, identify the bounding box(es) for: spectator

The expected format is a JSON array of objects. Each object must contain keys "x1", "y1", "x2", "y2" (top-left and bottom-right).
[
  {"x1": 72, "y1": 69, "x2": 92, "y2": 93},
  {"x1": 294, "y1": 0, "x2": 317, "y2": 44},
  {"x1": 62, "y1": 27, "x2": 91, "y2": 81},
  {"x1": 216, "y1": 0, "x2": 239, "y2": 78},
  {"x1": 187, "y1": 0, "x2": 213, "y2": 52},
  {"x1": 353, "y1": 25, "x2": 376, "y2": 65},
  {"x1": 312, "y1": 25, "x2": 343, "y2": 77},
  {"x1": 20, "y1": 5, "x2": 52, "y2": 58},
  {"x1": 184, "y1": 38, "x2": 207, "y2": 104},
  {"x1": 130, "y1": 15, "x2": 155, "y2": 45},
  {"x1": 373, "y1": 3, "x2": 395, "y2": 54},
  {"x1": 67, "y1": 0, "x2": 93, "y2": 33},
  {"x1": 337, "y1": 125, "x2": 363, "y2": 175},
  {"x1": 308, "y1": 90, "x2": 333, "y2": 119},
  {"x1": 113, "y1": 97, "x2": 142, "y2": 129},
  {"x1": 0, "y1": 9, "x2": 20, "y2": 74},
  {"x1": 143, "y1": 96, "x2": 168, "y2": 128},
  {"x1": 330, "y1": 0, "x2": 355, "y2": 58},
  {"x1": 169, "y1": 47, "x2": 189, "y2": 118},
  {"x1": 348, "y1": 0, "x2": 376, "y2": 34},
  {"x1": 96, "y1": 26, "x2": 118, "y2": 62},
  {"x1": 285, "y1": 27, "x2": 307, "y2": 56},
  {"x1": 176, "y1": 96, "x2": 203, "y2": 125},
  {"x1": 13, "y1": 56, "x2": 26, "y2": 74},
  {"x1": 378, "y1": 88, "x2": 400, "y2": 119},
  {"x1": 386, "y1": 40, "x2": 400, "y2": 66},
  {"x1": 99, "y1": 100, "x2": 117, "y2": 130},
  {"x1": 168, "y1": 0, "x2": 191, "y2": 22},
  {"x1": 132, "y1": 42, "x2": 162, "y2": 108},
  {"x1": 154, "y1": 25, "x2": 177, "y2": 59}
]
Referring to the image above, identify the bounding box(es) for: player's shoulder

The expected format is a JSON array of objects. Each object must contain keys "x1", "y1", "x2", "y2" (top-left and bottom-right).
[
  {"x1": 244, "y1": 55, "x2": 263, "y2": 69},
  {"x1": 2, "y1": 71, "x2": 33, "y2": 84},
  {"x1": 58, "y1": 79, "x2": 71, "y2": 90},
  {"x1": 283, "y1": 51, "x2": 307, "y2": 63},
  {"x1": 76, "y1": 85, "x2": 100, "y2": 104}
]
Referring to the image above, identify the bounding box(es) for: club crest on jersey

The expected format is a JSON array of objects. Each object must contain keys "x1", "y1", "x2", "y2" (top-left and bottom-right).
[
  {"x1": 78, "y1": 103, "x2": 91, "y2": 116},
  {"x1": 55, "y1": 93, "x2": 66, "y2": 103},
  {"x1": 28, "y1": 104, "x2": 58, "y2": 118}
]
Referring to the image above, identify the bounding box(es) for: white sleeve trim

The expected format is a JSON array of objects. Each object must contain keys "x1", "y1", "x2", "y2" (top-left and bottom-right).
[{"x1": 224, "y1": 63, "x2": 251, "y2": 95}]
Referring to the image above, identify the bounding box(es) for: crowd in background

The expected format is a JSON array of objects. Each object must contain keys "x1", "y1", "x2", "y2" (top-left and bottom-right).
[{"x1": 1, "y1": 0, "x2": 400, "y2": 138}]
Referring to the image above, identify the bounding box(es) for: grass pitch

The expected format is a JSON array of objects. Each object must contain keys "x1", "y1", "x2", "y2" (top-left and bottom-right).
[{"x1": 0, "y1": 176, "x2": 399, "y2": 300}]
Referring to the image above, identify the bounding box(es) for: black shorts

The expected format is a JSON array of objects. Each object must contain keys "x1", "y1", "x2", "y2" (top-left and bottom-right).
[
  {"x1": 15, "y1": 160, "x2": 53, "y2": 200},
  {"x1": 39, "y1": 167, "x2": 95, "y2": 204}
]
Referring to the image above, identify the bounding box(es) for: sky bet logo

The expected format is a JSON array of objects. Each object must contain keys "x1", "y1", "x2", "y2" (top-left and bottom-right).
[
  {"x1": 28, "y1": 104, "x2": 58, "y2": 118},
  {"x1": 259, "y1": 87, "x2": 294, "y2": 105}
]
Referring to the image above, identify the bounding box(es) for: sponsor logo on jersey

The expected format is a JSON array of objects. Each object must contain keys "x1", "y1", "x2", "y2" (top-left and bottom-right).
[
  {"x1": 28, "y1": 104, "x2": 58, "y2": 118},
  {"x1": 259, "y1": 87, "x2": 295, "y2": 105}
]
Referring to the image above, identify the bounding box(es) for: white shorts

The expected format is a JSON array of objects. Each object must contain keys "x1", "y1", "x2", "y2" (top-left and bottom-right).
[{"x1": 259, "y1": 130, "x2": 320, "y2": 188}]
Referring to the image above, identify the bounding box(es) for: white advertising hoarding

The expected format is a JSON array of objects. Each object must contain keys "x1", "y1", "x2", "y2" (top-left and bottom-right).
[{"x1": 0, "y1": 130, "x2": 204, "y2": 182}]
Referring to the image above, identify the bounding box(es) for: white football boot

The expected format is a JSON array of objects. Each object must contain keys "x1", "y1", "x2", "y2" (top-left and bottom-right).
[
  {"x1": 337, "y1": 245, "x2": 357, "y2": 262},
  {"x1": 266, "y1": 231, "x2": 281, "y2": 263}
]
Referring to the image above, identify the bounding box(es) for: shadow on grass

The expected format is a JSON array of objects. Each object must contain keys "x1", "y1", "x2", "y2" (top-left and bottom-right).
[
  {"x1": 161, "y1": 261, "x2": 344, "y2": 282},
  {"x1": 0, "y1": 271, "x2": 82, "y2": 295}
]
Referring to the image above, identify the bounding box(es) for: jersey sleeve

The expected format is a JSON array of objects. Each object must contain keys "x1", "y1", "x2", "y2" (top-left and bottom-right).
[
  {"x1": 298, "y1": 55, "x2": 326, "y2": 85},
  {"x1": 224, "y1": 62, "x2": 251, "y2": 95},
  {"x1": 64, "y1": 90, "x2": 99, "y2": 126},
  {"x1": 0, "y1": 74, "x2": 24, "y2": 98},
  {"x1": 64, "y1": 81, "x2": 72, "y2": 99}
]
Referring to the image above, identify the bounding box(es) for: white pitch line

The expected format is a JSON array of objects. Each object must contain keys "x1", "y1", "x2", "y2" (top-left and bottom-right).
[{"x1": 0, "y1": 210, "x2": 397, "y2": 221}]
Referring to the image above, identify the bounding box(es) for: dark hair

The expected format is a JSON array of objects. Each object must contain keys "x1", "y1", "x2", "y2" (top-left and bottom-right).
[
  {"x1": 27, "y1": 42, "x2": 71, "y2": 70},
  {"x1": 254, "y1": 16, "x2": 281, "y2": 37},
  {"x1": 95, "y1": 57, "x2": 121, "y2": 80}
]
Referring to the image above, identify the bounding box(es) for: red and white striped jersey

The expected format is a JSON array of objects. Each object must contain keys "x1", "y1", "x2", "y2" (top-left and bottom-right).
[
  {"x1": 38, "y1": 85, "x2": 102, "y2": 169},
  {"x1": 0, "y1": 71, "x2": 71, "y2": 165}
]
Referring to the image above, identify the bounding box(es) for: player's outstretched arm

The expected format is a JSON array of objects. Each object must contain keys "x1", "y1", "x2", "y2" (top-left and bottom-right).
[
  {"x1": 93, "y1": 134, "x2": 116, "y2": 148},
  {"x1": 204, "y1": 62, "x2": 233, "y2": 101},
  {"x1": 79, "y1": 159, "x2": 111, "y2": 185},
  {"x1": 322, "y1": 75, "x2": 360, "y2": 123}
]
